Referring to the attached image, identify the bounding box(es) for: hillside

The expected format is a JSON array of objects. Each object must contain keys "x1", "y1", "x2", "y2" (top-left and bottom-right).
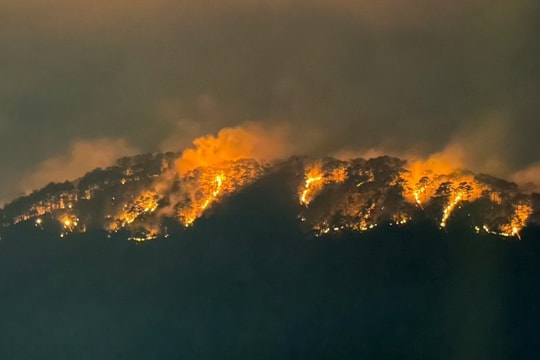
[{"x1": 1, "y1": 152, "x2": 539, "y2": 242}]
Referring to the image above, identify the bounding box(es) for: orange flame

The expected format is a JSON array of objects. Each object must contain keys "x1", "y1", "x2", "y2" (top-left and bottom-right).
[
  {"x1": 180, "y1": 174, "x2": 225, "y2": 226},
  {"x1": 108, "y1": 190, "x2": 161, "y2": 231},
  {"x1": 300, "y1": 162, "x2": 324, "y2": 206},
  {"x1": 440, "y1": 193, "x2": 462, "y2": 228},
  {"x1": 299, "y1": 162, "x2": 347, "y2": 206},
  {"x1": 172, "y1": 124, "x2": 288, "y2": 226},
  {"x1": 175, "y1": 124, "x2": 290, "y2": 176},
  {"x1": 176, "y1": 161, "x2": 264, "y2": 227},
  {"x1": 499, "y1": 202, "x2": 533, "y2": 239},
  {"x1": 201, "y1": 175, "x2": 223, "y2": 211}
]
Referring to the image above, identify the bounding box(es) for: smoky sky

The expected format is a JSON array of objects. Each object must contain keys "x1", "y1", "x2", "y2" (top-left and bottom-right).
[{"x1": 1, "y1": 0, "x2": 539, "y2": 202}]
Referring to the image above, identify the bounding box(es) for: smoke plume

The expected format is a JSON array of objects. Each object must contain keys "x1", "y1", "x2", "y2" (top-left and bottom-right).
[
  {"x1": 175, "y1": 122, "x2": 293, "y2": 175},
  {"x1": 21, "y1": 138, "x2": 139, "y2": 193}
]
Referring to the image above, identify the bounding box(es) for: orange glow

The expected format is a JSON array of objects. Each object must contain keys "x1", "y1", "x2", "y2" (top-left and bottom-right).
[
  {"x1": 181, "y1": 174, "x2": 224, "y2": 226},
  {"x1": 300, "y1": 162, "x2": 324, "y2": 205},
  {"x1": 172, "y1": 124, "x2": 286, "y2": 226},
  {"x1": 300, "y1": 175, "x2": 323, "y2": 205},
  {"x1": 299, "y1": 162, "x2": 347, "y2": 206},
  {"x1": 106, "y1": 190, "x2": 161, "y2": 232},
  {"x1": 201, "y1": 175, "x2": 224, "y2": 211},
  {"x1": 413, "y1": 190, "x2": 423, "y2": 208},
  {"x1": 299, "y1": 153, "x2": 532, "y2": 236},
  {"x1": 177, "y1": 160, "x2": 264, "y2": 227},
  {"x1": 402, "y1": 145, "x2": 466, "y2": 206},
  {"x1": 440, "y1": 193, "x2": 462, "y2": 228},
  {"x1": 402, "y1": 155, "x2": 532, "y2": 234},
  {"x1": 57, "y1": 213, "x2": 81, "y2": 235},
  {"x1": 5, "y1": 125, "x2": 535, "y2": 241},
  {"x1": 499, "y1": 203, "x2": 533, "y2": 239},
  {"x1": 175, "y1": 124, "x2": 289, "y2": 176},
  {"x1": 401, "y1": 151, "x2": 488, "y2": 228}
]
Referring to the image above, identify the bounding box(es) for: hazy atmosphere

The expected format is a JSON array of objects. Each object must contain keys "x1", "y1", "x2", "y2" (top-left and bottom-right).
[
  {"x1": 2, "y1": 0, "x2": 539, "y2": 202},
  {"x1": 3, "y1": 3, "x2": 540, "y2": 358}
]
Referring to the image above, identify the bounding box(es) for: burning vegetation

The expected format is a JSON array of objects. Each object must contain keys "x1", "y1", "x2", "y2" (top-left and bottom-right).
[
  {"x1": 1, "y1": 127, "x2": 538, "y2": 242},
  {"x1": 297, "y1": 156, "x2": 534, "y2": 238},
  {"x1": 176, "y1": 159, "x2": 265, "y2": 227}
]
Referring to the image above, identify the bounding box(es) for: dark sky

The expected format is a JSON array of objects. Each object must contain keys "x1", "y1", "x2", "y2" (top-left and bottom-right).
[{"x1": 1, "y1": 0, "x2": 539, "y2": 202}]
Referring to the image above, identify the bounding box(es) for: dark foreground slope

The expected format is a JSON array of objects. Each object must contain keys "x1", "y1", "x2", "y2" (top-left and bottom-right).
[{"x1": 1, "y1": 176, "x2": 540, "y2": 359}]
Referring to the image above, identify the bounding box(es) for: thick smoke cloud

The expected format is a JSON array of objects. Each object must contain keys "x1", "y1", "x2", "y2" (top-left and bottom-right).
[
  {"x1": 175, "y1": 123, "x2": 293, "y2": 175},
  {"x1": 21, "y1": 138, "x2": 138, "y2": 194},
  {"x1": 1, "y1": 0, "x2": 540, "y2": 202}
]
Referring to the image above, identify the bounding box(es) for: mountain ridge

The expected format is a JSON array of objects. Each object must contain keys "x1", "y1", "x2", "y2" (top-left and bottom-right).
[
  {"x1": 2, "y1": 152, "x2": 539, "y2": 241},
  {"x1": 2, "y1": 153, "x2": 540, "y2": 359}
]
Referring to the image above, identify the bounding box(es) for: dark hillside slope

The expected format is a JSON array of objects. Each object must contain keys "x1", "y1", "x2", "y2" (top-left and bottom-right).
[{"x1": 1, "y1": 177, "x2": 540, "y2": 359}]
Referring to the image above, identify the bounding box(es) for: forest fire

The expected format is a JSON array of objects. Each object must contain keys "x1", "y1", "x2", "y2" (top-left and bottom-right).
[
  {"x1": 299, "y1": 162, "x2": 347, "y2": 206},
  {"x1": 176, "y1": 160, "x2": 265, "y2": 227},
  {"x1": 296, "y1": 155, "x2": 532, "y2": 239},
  {"x1": 300, "y1": 162, "x2": 324, "y2": 206},
  {"x1": 440, "y1": 193, "x2": 463, "y2": 228},
  {"x1": 499, "y1": 203, "x2": 533, "y2": 239},
  {"x1": 179, "y1": 172, "x2": 226, "y2": 227},
  {"x1": 1, "y1": 125, "x2": 536, "y2": 241},
  {"x1": 173, "y1": 124, "x2": 285, "y2": 226},
  {"x1": 107, "y1": 190, "x2": 161, "y2": 231},
  {"x1": 201, "y1": 175, "x2": 223, "y2": 211}
]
